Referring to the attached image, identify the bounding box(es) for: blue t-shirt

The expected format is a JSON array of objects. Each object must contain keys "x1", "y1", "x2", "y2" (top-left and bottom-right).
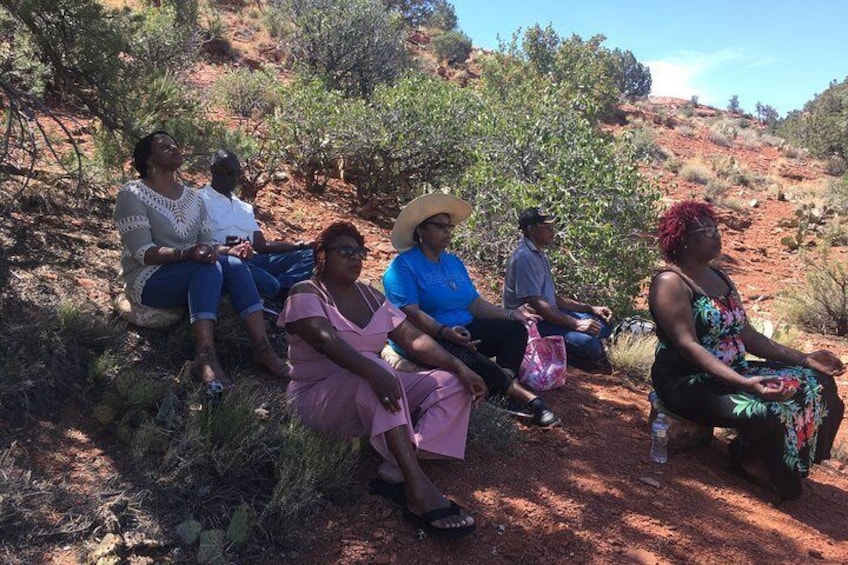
[{"x1": 382, "y1": 246, "x2": 479, "y2": 327}]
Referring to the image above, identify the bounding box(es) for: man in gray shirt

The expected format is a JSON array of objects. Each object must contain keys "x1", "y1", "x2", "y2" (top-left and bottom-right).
[{"x1": 504, "y1": 207, "x2": 613, "y2": 365}]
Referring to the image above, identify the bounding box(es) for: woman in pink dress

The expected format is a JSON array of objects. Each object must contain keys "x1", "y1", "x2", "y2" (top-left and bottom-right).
[{"x1": 279, "y1": 221, "x2": 487, "y2": 539}]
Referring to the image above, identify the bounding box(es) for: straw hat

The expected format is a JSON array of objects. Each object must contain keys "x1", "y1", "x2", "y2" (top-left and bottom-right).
[{"x1": 391, "y1": 193, "x2": 472, "y2": 251}]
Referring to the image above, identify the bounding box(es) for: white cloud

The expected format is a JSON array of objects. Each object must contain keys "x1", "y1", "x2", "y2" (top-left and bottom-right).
[{"x1": 646, "y1": 48, "x2": 744, "y2": 105}]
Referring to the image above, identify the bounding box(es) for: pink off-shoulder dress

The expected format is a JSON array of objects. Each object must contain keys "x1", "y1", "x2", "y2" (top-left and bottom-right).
[{"x1": 279, "y1": 282, "x2": 472, "y2": 464}]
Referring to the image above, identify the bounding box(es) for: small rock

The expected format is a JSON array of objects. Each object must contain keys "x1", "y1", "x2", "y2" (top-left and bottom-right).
[
  {"x1": 639, "y1": 476, "x2": 662, "y2": 488},
  {"x1": 750, "y1": 199, "x2": 759, "y2": 208},
  {"x1": 808, "y1": 549, "x2": 824, "y2": 560}
]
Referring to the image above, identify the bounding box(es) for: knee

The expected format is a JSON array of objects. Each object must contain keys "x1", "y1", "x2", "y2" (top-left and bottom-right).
[{"x1": 507, "y1": 320, "x2": 528, "y2": 343}]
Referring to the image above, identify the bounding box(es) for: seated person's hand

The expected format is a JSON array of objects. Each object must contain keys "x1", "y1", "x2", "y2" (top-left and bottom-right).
[
  {"x1": 513, "y1": 304, "x2": 542, "y2": 324},
  {"x1": 188, "y1": 243, "x2": 218, "y2": 264},
  {"x1": 443, "y1": 326, "x2": 480, "y2": 350},
  {"x1": 574, "y1": 317, "x2": 602, "y2": 336},
  {"x1": 455, "y1": 365, "x2": 487, "y2": 405},
  {"x1": 803, "y1": 350, "x2": 845, "y2": 376},
  {"x1": 366, "y1": 367, "x2": 404, "y2": 413},
  {"x1": 228, "y1": 241, "x2": 254, "y2": 260},
  {"x1": 746, "y1": 376, "x2": 796, "y2": 402},
  {"x1": 591, "y1": 305, "x2": 613, "y2": 323}
]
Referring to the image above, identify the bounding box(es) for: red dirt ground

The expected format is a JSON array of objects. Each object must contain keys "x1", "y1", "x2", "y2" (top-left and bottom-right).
[{"x1": 4, "y1": 8, "x2": 848, "y2": 562}]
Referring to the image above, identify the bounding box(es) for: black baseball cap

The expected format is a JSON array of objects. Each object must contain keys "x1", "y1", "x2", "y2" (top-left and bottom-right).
[{"x1": 518, "y1": 207, "x2": 557, "y2": 229}]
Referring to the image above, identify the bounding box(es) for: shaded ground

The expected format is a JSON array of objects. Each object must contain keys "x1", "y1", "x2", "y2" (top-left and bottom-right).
[{"x1": 3, "y1": 145, "x2": 848, "y2": 563}]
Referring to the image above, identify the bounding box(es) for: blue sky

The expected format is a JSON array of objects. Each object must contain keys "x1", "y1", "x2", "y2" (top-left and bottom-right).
[{"x1": 451, "y1": 0, "x2": 848, "y2": 116}]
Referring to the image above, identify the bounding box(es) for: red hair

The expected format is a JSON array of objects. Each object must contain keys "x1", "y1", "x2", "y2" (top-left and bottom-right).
[
  {"x1": 313, "y1": 221, "x2": 365, "y2": 280},
  {"x1": 657, "y1": 201, "x2": 716, "y2": 263}
]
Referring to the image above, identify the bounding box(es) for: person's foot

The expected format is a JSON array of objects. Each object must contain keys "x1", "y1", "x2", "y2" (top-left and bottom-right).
[
  {"x1": 194, "y1": 345, "x2": 229, "y2": 387},
  {"x1": 404, "y1": 478, "x2": 474, "y2": 532},
  {"x1": 528, "y1": 397, "x2": 560, "y2": 427},
  {"x1": 252, "y1": 336, "x2": 289, "y2": 378}
]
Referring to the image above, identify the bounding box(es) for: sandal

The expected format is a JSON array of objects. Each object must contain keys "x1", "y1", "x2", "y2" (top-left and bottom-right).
[
  {"x1": 368, "y1": 478, "x2": 406, "y2": 506},
  {"x1": 403, "y1": 501, "x2": 476, "y2": 540}
]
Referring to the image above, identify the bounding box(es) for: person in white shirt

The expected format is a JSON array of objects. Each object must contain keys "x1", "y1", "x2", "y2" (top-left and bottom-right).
[{"x1": 198, "y1": 150, "x2": 315, "y2": 301}]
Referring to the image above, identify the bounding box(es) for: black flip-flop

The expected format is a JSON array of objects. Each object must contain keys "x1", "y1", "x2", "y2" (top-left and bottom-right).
[
  {"x1": 368, "y1": 478, "x2": 406, "y2": 506},
  {"x1": 403, "y1": 501, "x2": 476, "y2": 540}
]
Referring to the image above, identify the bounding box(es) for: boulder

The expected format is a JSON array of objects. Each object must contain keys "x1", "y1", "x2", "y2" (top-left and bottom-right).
[
  {"x1": 112, "y1": 292, "x2": 184, "y2": 329},
  {"x1": 648, "y1": 393, "x2": 714, "y2": 453}
]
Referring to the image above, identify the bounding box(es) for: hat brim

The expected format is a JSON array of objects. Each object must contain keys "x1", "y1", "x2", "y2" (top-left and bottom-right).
[{"x1": 391, "y1": 194, "x2": 472, "y2": 251}]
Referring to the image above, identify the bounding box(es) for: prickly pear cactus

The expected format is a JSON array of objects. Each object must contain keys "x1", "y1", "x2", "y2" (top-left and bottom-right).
[
  {"x1": 113, "y1": 372, "x2": 134, "y2": 400},
  {"x1": 93, "y1": 404, "x2": 116, "y2": 426},
  {"x1": 177, "y1": 519, "x2": 203, "y2": 546},
  {"x1": 225, "y1": 503, "x2": 253, "y2": 545},
  {"x1": 197, "y1": 530, "x2": 227, "y2": 565},
  {"x1": 127, "y1": 378, "x2": 168, "y2": 409}
]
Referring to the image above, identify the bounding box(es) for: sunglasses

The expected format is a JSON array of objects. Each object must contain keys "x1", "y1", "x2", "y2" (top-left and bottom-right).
[
  {"x1": 327, "y1": 245, "x2": 368, "y2": 259},
  {"x1": 690, "y1": 225, "x2": 720, "y2": 238},
  {"x1": 425, "y1": 221, "x2": 456, "y2": 232}
]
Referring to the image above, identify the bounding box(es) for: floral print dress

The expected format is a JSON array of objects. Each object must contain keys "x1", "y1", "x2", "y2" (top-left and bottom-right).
[{"x1": 650, "y1": 268, "x2": 844, "y2": 500}]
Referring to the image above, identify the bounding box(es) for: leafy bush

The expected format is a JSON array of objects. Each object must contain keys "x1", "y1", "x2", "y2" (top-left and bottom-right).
[
  {"x1": 781, "y1": 252, "x2": 848, "y2": 335},
  {"x1": 491, "y1": 24, "x2": 649, "y2": 122},
  {"x1": 268, "y1": 77, "x2": 372, "y2": 192},
  {"x1": 456, "y1": 69, "x2": 660, "y2": 314},
  {"x1": 425, "y1": 0, "x2": 458, "y2": 30},
  {"x1": 269, "y1": 0, "x2": 409, "y2": 98},
  {"x1": 133, "y1": 3, "x2": 201, "y2": 73},
  {"x1": 431, "y1": 29, "x2": 472, "y2": 64},
  {"x1": 727, "y1": 94, "x2": 741, "y2": 114},
  {"x1": 213, "y1": 67, "x2": 278, "y2": 117},
  {"x1": 777, "y1": 77, "x2": 848, "y2": 161},
  {"x1": 619, "y1": 127, "x2": 667, "y2": 163},
  {"x1": 350, "y1": 73, "x2": 481, "y2": 202}
]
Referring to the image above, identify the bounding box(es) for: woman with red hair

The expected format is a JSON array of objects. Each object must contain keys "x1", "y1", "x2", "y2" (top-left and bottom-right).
[{"x1": 649, "y1": 201, "x2": 844, "y2": 501}]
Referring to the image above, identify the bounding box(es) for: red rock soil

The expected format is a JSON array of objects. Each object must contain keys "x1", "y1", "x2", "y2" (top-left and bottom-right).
[{"x1": 6, "y1": 14, "x2": 848, "y2": 564}]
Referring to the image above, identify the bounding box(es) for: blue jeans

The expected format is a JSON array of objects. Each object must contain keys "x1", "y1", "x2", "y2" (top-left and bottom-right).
[
  {"x1": 538, "y1": 310, "x2": 612, "y2": 361},
  {"x1": 141, "y1": 255, "x2": 263, "y2": 323},
  {"x1": 246, "y1": 249, "x2": 315, "y2": 299}
]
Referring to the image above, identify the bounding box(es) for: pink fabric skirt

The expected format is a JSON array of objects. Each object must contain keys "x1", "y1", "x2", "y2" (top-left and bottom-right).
[{"x1": 287, "y1": 354, "x2": 471, "y2": 463}]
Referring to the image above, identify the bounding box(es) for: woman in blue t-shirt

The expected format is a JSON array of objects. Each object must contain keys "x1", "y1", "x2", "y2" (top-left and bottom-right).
[{"x1": 382, "y1": 194, "x2": 559, "y2": 427}]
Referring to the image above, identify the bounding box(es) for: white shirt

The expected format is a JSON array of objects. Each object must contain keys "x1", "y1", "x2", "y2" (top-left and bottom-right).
[{"x1": 197, "y1": 185, "x2": 260, "y2": 244}]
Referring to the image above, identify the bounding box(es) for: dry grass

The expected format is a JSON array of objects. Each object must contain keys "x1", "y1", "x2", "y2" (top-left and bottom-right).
[
  {"x1": 607, "y1": 333, "x2": 657, "y2": 381},
  {"x1": 679, "y1": 161, "x2": 713, "y2": 185}
]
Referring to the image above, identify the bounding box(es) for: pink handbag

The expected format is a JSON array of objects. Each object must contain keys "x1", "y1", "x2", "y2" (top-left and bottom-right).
[{"x1": 519, "y1": 324, "x2": 567, "y2": 391}]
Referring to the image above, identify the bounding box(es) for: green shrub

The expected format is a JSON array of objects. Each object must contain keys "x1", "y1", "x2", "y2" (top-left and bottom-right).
[
  {"x1": 268, "y1": 77, "x2": 371, "y2": 192},
  {"x1": 777, "y1": 78, "x2": 848, "y2": 161},
  {"x1": 350, "y1": 73, "x2": 481, "y2": 202},
  {"x1": 269, "y1": 0, "x2": 409, "y2": 98},
  {"x1": 825, "y1": 176, "x2": 848, "y2": 214},
  {"x1": 781, "y1": 252, "x2": 848, "y2": 336},
  {"x1": 456, "y1": 70, "x2": 660, "y2": 314},
  {"x1": 431, "y1": 29, "x2": 472, "y2": 64},
  {"x1": 133, "y1": 3, "x2": 200, "y2": 73},
  {"x1": 619, "y1": 127, "x2": 667, "y2": 163},
  {"x1": 213, "y1": 68, "x2": 278, "y2": 117},
  {"x1": 425, "y1": 0, "x2": 458, "y2": 30}
]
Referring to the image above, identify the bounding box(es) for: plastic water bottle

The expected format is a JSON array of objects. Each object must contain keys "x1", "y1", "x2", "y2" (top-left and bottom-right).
[{"x1": 650, "y1": 413, "x2": 669, "y2": 463}]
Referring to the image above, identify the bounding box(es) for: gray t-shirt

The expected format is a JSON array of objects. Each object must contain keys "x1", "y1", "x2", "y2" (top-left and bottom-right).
[
  {"x1": 113, "y1": 180, "x2": 212, "y2": 303},
  {"x1": 503, "y1": 238, "x2": 557, "y2": 310}
]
